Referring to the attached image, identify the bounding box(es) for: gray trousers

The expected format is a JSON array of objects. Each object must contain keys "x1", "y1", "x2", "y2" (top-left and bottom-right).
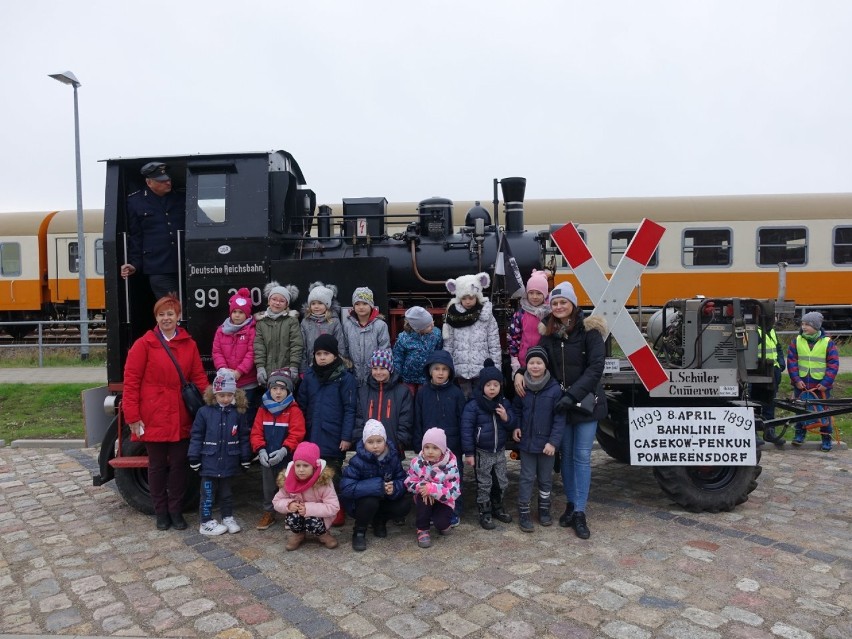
[
  {"x1": 260, "y1": 464, "x2": 284, "y2": 512},
  {"x1": 475, "y1": 449, "x2": 508, "y2": 505},
  {"x1": 517, "y1": 451, "x2": 553, "y2": 504}
]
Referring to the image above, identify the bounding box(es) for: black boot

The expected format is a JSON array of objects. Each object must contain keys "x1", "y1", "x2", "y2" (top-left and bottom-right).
[
  {"x1": 559, "y1": 502, "x2": 575, "y2": 528},
  {"x1": 538, "y1": 496, "x2": 553, "y2": 527},
  {"x1": 572, "y1": 511, "x2": 590, "y2": 539},
  {"x1": 478, "y1": 502, "x2": 496, "y2": 530},
  {"x1": 518, "y1": 503, "x2": 534, "y2": 533},
  {"x1": 492, "y1": 500, "x2": 512, "y2": 523},
  {"x1": 156, "y1": 513, "x2": 171, "y2": 531},
  {"x1": 169, "y1": 512, "x2": 188, "y2": 530},
  {"x1": 372, "y1": 518, "x2": 388, "y2": 538},
  {"x1": 352, "y1": 527, "x2": 367, "y2": 552}
]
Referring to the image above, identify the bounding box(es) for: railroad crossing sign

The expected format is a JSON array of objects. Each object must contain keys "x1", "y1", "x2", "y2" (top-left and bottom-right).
[{"x1": 551, "y1": 219, "x2": 669, "y2": 392}]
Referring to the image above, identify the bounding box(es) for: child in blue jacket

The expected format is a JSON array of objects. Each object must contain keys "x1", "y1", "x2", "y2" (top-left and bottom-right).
[
  {"x1": 189, "y1": 369, "x2": 252, "y2": 536},
  {"x1": 461, "y1": 359, "x2": 515, "y2": 529},
  {"x1": 339, "y1": 419, "x2": 410, "y2": 551}
]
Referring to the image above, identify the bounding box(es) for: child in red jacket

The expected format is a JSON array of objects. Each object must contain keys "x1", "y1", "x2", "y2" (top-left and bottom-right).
[{"x1": 250, "y1": 369, "x2": 305, "y2": 530}]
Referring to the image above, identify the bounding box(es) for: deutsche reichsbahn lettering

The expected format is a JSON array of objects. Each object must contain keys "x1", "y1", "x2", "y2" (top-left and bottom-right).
[{"x1": 189, "y1": 263, "x2": 265, "y2": 277}]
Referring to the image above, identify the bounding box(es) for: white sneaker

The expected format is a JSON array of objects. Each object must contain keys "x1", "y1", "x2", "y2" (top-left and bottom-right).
[
  {"x1": 222, "y1": 516, "x2": 241, "y2": 534},
  {"x1": 199, "y1": 519, "x2": 228, "y2": 536}
]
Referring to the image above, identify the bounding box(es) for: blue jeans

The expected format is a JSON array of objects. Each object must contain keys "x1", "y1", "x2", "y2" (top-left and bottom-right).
[{"x1": 560, "y1": 420, "x2": 597, "y2": 512}]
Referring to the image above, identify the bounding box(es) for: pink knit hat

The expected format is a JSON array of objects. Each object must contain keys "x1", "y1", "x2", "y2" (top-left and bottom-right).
[
  {"x1": 284, "y1": 442, "x2": 323, "y2": 494},
  {"x1": 421, "y1": 427, "x2": 447, "y2": 454},
  {"x1": 229, "y1": 288, "x2": 252, "y2": 314},
  {"x1": 526, "y1": 270, "x2": 549, "y2": 297},
  {"x1": 293, "y1": 441, "x2": 321, "y2": 467}
]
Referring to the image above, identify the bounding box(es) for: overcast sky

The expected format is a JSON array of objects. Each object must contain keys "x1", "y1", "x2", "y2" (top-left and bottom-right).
[{"x1": 1, "y1": 1, "x2": 850, "y2": 213}]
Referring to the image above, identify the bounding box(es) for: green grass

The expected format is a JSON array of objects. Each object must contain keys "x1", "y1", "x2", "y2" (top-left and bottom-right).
[
  {"x1": 774, "y1": 373, "x2": 851, "y2": 446},
  {"x1": 0, "y1": 346, "x2": 106, "y2": 367},
  {"x1": 0, "y1": 383, "x2": 99, "y2": 442}
]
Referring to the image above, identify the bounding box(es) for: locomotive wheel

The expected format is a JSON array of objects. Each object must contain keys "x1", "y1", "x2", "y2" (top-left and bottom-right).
[
  {"x1": 595, "y1": 426, "x2": 631, "y2": 464},
  {"x1": 652, "y1": 449, "x2": 762, "y2": 513},
  {"x1": 113, "y1": 437, "x2": 199, "y2": 515}
]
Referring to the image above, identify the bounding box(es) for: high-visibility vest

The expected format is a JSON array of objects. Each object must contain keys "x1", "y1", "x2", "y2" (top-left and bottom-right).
[
  {"x1": 757, "y1": 327, "x2": 781, "y2": 368},
  {"x1": 795, "y1": 335, "x2": 829, "y2": 380}
]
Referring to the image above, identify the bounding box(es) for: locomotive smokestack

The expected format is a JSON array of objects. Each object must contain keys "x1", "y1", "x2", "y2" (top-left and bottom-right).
[{"x1": 500, "y1": 177, "x2": 526, "y2": 233}]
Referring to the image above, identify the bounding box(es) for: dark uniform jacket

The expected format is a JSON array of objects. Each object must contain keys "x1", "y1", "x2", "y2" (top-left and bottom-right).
[{"x1": 126, "y1": 188, "x2": 185, "y2": 274}]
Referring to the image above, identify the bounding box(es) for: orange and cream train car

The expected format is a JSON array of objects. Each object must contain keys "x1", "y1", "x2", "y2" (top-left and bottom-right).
[
  {"x1": 0, "y1": 209, "x2": 105, "y2": 337},
  {"x1": 392, "y1": 192, "x2": 852, "y2": 328}
]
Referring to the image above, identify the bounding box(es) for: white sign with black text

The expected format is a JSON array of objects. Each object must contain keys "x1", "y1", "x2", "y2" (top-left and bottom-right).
[{"x1": 629, "y1": 406, "x2": 757, "y2": 466}]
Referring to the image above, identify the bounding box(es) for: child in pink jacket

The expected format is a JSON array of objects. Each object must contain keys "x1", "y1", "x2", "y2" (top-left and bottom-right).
[
  {"x1": 212, "y1": 288, "x2": 259, "y2": 424},
  {"x1": 272, "y1": 442, "x2": 340, "y2": 550}
]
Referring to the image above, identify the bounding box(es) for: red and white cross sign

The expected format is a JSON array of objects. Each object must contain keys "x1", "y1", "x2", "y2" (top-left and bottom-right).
[{"x1": 551, "y1": 219, "x2": 669, "y2": 392}]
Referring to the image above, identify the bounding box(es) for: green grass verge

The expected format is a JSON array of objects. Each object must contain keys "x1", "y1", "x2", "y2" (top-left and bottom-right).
[
  {"x1": 0, "y1": 347, "x2": 107, "y2": 367},
  {"x1": 774, "y1": 373, "x2": 851, "y2": 446},
  {"x1": 0, "y1": 383, "x2": 99, "y2": 442}
]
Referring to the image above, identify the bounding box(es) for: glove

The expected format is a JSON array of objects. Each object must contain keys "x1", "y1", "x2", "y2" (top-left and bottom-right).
[
  {"x1": 256, "y1": 367, "x2": 268, "y2": 386},
  {"x1": 189, "y1": 461, "x2": 201, "y2": 472},
  {"x1": 555, "y1": 393, "x2": 576, "y2": 415},
  {"x1": 268, "y1": 447, "x2": 288, "y2": 466},
  {"x1": 258, "y1": 449, "x2": 270, "y2": 467},
  {"x1": 241, "y1": 461, "x2": 251, "y2": 472}
]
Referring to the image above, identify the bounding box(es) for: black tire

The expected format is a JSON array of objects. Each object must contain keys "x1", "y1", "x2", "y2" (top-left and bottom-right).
[
  {"x1": 113, "y1": 436, "x2": 199, "y2": 515},
  {"x1": 652, "y1": 449, "x2": 762, "y2": 513},
  {"x1": 595, "y1": 425, "x2": 630, "y2": 464}
]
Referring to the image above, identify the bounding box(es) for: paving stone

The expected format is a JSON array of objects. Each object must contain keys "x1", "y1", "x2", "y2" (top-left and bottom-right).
[
  {"x1": 505, "y1": 579, "x2": 543, "y2": 598},
  {"x1": 436, "y1": 610, "x2": 481, "y2": 637},
  {"x1": 194, "y1": 611, "x2": 239, "y2": 632},
  {"x1": 44, "y1": 607, "x2": 83, "y2": 632},
  {"x1": 177, "y1": 597, "x2": 216, "y2": 616},
  {"x1": 489, "y1": 618, "x2": 537, "y2": 639},
  {"x1": 38, "y1": 592, "x2": 73, "y2": 612},
  {"x1": 153, "y1": 574, "x2": 191, "y2": 591},
  {"x1": 604, "y1": 579, "x2": 645, "y2": 597},
  {"x1": 721, "y1": 606, "x2": 764, "y2": 626},
  {"x1": 338, "y1": 612, "x2": 377, "y2": 637},
  {"x1": 601, "y1": 620, "x2": 651, "y2": 639},
  {"x1": 661, "y1": 620, "x2": 722, "y2": 639},
  {"x1": 586, "y1": 588, "x2": 628, "y2": 611},
  {"x1": 682, "y1": 607, "x2": 727, "y2": 629},
  {"x1": 386, "y1": 613, "x2": 431, "y2": 637},
  {"x1": 770, "y1": 622, "x2": 815, "y2": 639}
]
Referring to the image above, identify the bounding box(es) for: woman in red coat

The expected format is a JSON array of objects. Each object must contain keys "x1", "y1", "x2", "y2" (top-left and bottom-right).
[{"x1": 123, "y1": 295, "x2": 209, "y2": 530}]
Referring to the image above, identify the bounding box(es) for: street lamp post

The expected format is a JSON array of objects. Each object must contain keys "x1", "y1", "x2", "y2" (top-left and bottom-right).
[{"x1": 49, "y1": 71, "x2": 89, "y2": 360}]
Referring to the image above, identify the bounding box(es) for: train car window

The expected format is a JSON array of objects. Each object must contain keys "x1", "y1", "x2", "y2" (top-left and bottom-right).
[
  {"x1": 0, "y1": 242, "x2": 21, "y2": 276},
  {"x1": 833, "y1": 226, "x2": 852, "y2": 265},
  {"x1": 609, "y1": 229, "x2": 659, "y2": 268},
  {"x1": 757, "y1": 227, "x2": 807, "y2": 266},
  {"x1": 196, "y1": 173, "x2": 228, "y2": 224},
  {"x1": 68, "y1": 242, "x2": 79, "y2": 273},
  {"x1": 682, "y1": 228, "x2": 732, "y2": 267},
  {"x1": 94, "y1": 239, "x2": 105, "y2": 275},
  {"x1": 548, "y1": 224, "x2": 586, "y2": 268}
]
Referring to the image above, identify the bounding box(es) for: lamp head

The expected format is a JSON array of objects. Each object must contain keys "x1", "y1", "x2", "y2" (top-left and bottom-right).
[{"x1": 49, "y1": 71, "x2": 81, "y2": 88}]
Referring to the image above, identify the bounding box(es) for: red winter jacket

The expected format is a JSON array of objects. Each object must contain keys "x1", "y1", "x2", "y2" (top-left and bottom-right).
[
  {"x1": 123, "y1": 328, "x2": 209, "y2": 442},
  {"x1": 212, "y1": 321, "x2": 258, "y2": 388}
]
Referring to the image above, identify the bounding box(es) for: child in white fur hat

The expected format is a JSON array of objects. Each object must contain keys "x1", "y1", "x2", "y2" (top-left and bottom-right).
[
  {"x1": 300, "y1": 281, "x2": 348, "y2": 374},
  {"x1": 442, "y1": 272, "x2": 502, "y2": 399},
  {"x1": 254, "y1": 282, "x2": 303, "y2": 386},
  {"x1": 188, "y1": 369, "x2": 252, "y2": 536}
]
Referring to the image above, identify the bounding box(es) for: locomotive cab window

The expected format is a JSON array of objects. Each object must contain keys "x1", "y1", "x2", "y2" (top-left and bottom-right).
[
  {"x1": 757, "y1": 227, "x2": 807, "y2": 266},
  {"x1": 195, "y1": 173, "x2": 228, "y2": 225},
  {"x1": 682, "y1": 228, "x2": 732, "y2": 267},
  {"x1": 609, "y1": 229, "x2": 658, "y2": 268},
  {"x1": 833, "y1": 226, "x2": 852, "y2": 265},
  {"x1": 0, "y1": 242, "x2": 21, "y2": 276}
]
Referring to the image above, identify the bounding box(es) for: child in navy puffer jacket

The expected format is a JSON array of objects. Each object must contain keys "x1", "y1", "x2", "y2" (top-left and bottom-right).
[
  {"x1": 461, "y1": 359, "x2": 515, "y2": 529},
  {"x1": 339, "y1": 420, "x2": 410, "y2": 551},
  {"x1": 189, "y1": 369, "x2": 252, "y2": 536}
]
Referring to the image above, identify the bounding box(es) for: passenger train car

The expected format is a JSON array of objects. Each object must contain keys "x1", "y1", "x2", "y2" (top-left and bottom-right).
[{"x1": 0, "y1": 209, "x2": 105, "y2": 337}]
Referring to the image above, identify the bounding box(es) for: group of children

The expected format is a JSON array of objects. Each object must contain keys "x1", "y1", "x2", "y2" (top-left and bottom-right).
[{"x1": 187, "y1": 267, "x2": 572, "y2": 550}]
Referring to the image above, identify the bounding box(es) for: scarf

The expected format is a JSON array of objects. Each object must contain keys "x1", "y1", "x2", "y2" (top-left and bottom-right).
[
  {"x1": 264, "y1": 308, "x2": 287, "y2": 321},
  {"x1": 221, "y1": 316, "x2": 253, "y2": 335},
  {"x1": 309, "y1": 312, "x2": 328, "y2": 322},
  {"x1": 445, "y1": 302, "x2": 482, "y2": 328},
  {"x1": 802, "y1": 331, "x2": 821, "y2": 343},
  {"x1": 284, "y1": 459, "x2": 325, "y2": 494},
  {"x1": 262, "y1": 391, "x2": 293, "y2": 416},
  {"x1": 520, "y1": 298, "x2": 550, "y2": 320},
  {"x1": 312, "y1": 358, "x2": 345, "y2": 384},
  {"x1": 476, "y1": 392, "x2": 501, "y2": 414},
  {"x1": 524, "y1": 369, "x2": 552, "y2": 393}
]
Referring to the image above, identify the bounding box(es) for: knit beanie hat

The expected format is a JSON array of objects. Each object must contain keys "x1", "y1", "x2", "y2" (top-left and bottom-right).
[
  {"x1": 422, "y1": 427, "x2": 447, "y2": 454},
  {"x1": 801, "y1": 311, "x2": 823, "y2": 331},
  {"x1": 525, "y1": 346, "x2": 549, "y2": 367},
  {"x1": 268, "y1": 369, "x2": 294, "y2": 394},
  {"x1": 362, "y1": 419, "x2": 387, "y2": 443},
  {"x1": 313, "y1": 333, "x2": 340, "y2": 358},
  {"x1": 285, "y1": 442, "x2": 324, "y2": 494},
  {"x1": 550, "y1": 282, "x2": 578, "y2": 307},
  {"x1": 369, "y1": 349, "x2": 394, "y2": 373},
  {"x1": 478, "y1": 358, "x2": 503, "y2": 390},
  {"x1": 526, "y1": 270, "x2": 549, "y2": 297},
  {"x1": 352, "y1": 287, "x2": 375, "y2": 308},
  {"x1": 307, "y1": 282, "x2": 335, "y2": 308},
  {"x1": 264, "y1": 281, "x2": 298, "y2": 305},
  {"x1": 405, "y1": 306, "x2": 433, "y2": 331},
  {"x1": 229, "y1": 287, "x2": 252, "y2": 315},
  {"x1": 213, "y1": 368, "x2": 237, "y2": 394}
]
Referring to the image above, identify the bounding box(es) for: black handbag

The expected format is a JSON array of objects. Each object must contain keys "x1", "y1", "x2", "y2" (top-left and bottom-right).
[
  {"x1": 155, "y1": 331, "x2": 205, "y2": 417},
  {"x1": 568, "y1": 391, "x2": 597, "y2": 416}
]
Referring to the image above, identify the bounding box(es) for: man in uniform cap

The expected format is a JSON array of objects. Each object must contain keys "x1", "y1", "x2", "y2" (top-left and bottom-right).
[{"x1": 121, "y1": 161, "x2": 186, "y2": 299}]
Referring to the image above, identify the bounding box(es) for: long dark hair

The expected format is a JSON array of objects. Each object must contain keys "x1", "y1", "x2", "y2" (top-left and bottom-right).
[{"x1": 543, "y1": 305, "x2": 581, "y2": 336}]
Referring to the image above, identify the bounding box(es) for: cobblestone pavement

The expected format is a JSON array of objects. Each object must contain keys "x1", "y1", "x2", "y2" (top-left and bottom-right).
[{"x1": 0, "y1": 445, "x2": 849, "y2": 639}]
